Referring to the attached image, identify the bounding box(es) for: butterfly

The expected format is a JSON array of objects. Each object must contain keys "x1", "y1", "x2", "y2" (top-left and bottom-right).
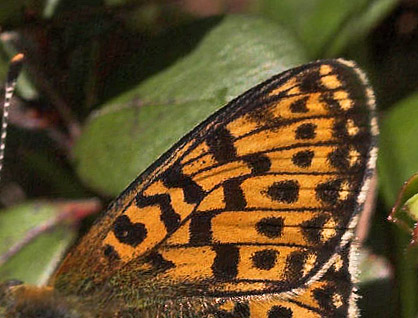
[{"x1": 0, "y1": 59, "x2": 378, "y2": 318}]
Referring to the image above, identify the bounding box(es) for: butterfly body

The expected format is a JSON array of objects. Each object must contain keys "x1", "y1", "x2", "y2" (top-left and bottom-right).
[{"x1": 1, "y1": 59, "x2": 378, "y2": 318}]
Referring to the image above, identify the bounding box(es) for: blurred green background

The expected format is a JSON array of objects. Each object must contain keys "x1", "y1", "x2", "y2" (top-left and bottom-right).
[{"x1": 0, "y1": 0, "x2": 418, "y2": 317}]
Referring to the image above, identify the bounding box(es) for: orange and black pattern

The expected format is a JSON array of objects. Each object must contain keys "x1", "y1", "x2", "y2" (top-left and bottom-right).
[
  {"x1": 211, "y1": 243, "x2": 356, "y2": 318},
  {"x1": 52, "y1": 59, "x2": 378, "y2": 318}
]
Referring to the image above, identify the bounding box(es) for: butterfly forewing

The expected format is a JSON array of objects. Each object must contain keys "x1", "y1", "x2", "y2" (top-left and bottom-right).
[{"x1": 52, "y1": 59, "x2": 377, "y2": 318}]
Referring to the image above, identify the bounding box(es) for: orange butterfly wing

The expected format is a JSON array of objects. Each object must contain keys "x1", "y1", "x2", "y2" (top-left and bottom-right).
[{"x1": 52, "y1": 59, "x2": 377, "y2": 318}]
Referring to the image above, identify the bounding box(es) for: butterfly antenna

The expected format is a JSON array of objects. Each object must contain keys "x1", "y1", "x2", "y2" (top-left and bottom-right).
[{"x1": 0, "y1": 53, "x2": 25, "y2": 181}]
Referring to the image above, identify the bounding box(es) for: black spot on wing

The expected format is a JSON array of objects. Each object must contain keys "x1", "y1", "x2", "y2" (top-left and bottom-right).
[
  {"x1": 315, "y1": 179, "x2": 342, "y2": 205},
  {"x1": 113, "y1": 215, "x2": 147, "y2": 247},
  {"x1": 328, "y1": 148, "x2": 350, "y2": 171},
  {"x1": 320, "y1": 91, "x2": 342, "y2": 112},
  {"x1": 251, "y1": 249, "x2": 278, "y2": 270},
  {"x1": 290, "y1": 96, "x2": 309, "y2": 113},
  {"x1": 206, "y1": 127, "x2": 237, "y2": 164},
  {"x1": 223, "y1": 179, "x2": 246, "y2": 210},
  {"x1": 292, "y1": 150, "x2": 314, "y2": 168},
  {"x1": 284, "y1": 251, "x2": 306, "y2": 283},
  {"x1": 189, "y1": 213, "x2": 214, "y2": 245},
  {"x1": 103, "y1": 244, "x2": 120, "y2": 261},
  {"x1": 301, "y1": 214, "x2": 330, "y2": 245},
  {"x1": 243, "y1": 153, "x2": 271, "y2": 174},
  {"x1": 266, "y1": 180, "x2": 299, "y2": 203},
  {"x1": 249, "y1": 103, "x2": 282, "y2": 128},
  {"x1": 232, "y1": 303, "x2": 250, "y2": 318},
  {"x1": 298, "y1": 69, "x2": 323, "y2": 92},
  {"x1": 256, "y1": 217, "x2": 284, "y2": 238},
  {"x1": 295, "y1": 123, "x2": 317, "y2": 140},
  {"x1": 144, "y1": 251, "x2": 175, "y2": 272},
  {"x1": 268, "y1": 305, "x2": 293, "y2": 318},
  {"x1": 313, "y1": 284, "x2": 342, "y2": 314},
  {"x1": 212, "y1": 245, "x2": 239, "y2": 280}
]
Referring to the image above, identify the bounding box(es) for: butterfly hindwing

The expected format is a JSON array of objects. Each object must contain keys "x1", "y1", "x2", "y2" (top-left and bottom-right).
[
  {"x1": 212, "y1": 243, "x2": 356, "y2": 318},
  {"x1": 52, "y1": 59, "x2": 377, "y2": 317}
]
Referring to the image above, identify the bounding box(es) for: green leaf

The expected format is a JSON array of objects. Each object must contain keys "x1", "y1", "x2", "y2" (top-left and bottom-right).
[
  {"x1": 379, "y1": 92, "x2": 418, "y2": 207},
  {"x1": 260, "y1": 0, "x2": 397, "y2": 58},
  {"x1": 389, "y1": 174, "x2": 418, "y2": 239},
  {"x1": 405, "y1": 193, "x2": 418, "y2": 222},
  {"x1": 379, "y1": 95, "x2": 418, "y2": 318},
  {"x1": 74, "y1": 15, "x2": 307, "y2": 195},
  {"x1": 0, "y1": 202, "x2": 76, "y2": 285},
  {"x1": 324, "y1": 0, "x2": 397, "y2": 57}
]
